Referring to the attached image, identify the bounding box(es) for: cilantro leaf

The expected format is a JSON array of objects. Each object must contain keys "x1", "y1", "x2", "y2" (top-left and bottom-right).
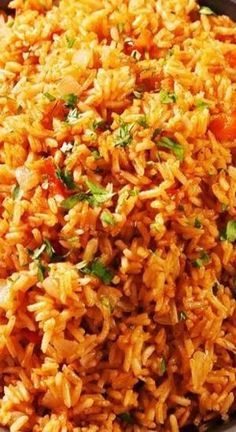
[
  {"x1": 160, "y1": 90, "x2": 177, "y2": 104},
  {"x1": 194, "y1": 218, "x2": 202, "y2": 229},
  {"x1": 61, "y1": 192, "x2": 88, "y2": 210},
  {"x1": 157, "y1": 137, "x2": 185, "y2": 161},
  {"x1": 114, "y1": 122, "x2": 134, "y2": 148},
  {"x1": 81, "y1": 259, "x2": 113, "y2": 285},
  {"x1": 160, "y1": 358, "x2": 167, "y2": 375},
  {"x1": 56, "y1": 168, "x2": 76, "y2": 190},
  {"x1": 117, "y1": 412, "x2": 135, "y2": 425},
  {"x1": 37, "y1": 261, "x2": 47, "y2": 282},
  {"x1": 12, "y1": 185, "x2": 21, "y2": 200},
  {"x1": 192, "y1": 250, "x2": 210, "y2": 268},
  {"x1": 63, "y1": 93, "x2": 78, "y2": 109},
  {"x1": 137, "y1": 115, "x2": 148, "y2": 128},
  {"x1": 195, "y1": 99, "x2": 209, "y2": 109},
  {"x1": 44, "y1": 92, "x2": 56, "y2": 102},
  {"x1": 220, "y1": 220, "x2": 236, "y2": 243},
  {"x1": 85, "y1": 180, "x2": 113, "y2": 207},
  {"x1": 101, "y1": 210, "x2": 116, "y2": 226},
  {"x1": 66, "y1": 36, "x2": 75, "y2": 48}
]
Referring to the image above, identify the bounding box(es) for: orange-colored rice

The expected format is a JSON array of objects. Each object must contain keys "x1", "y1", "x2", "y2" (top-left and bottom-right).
[{"x1": 0, "y1": 0, "x2": 236, "y2": 431}]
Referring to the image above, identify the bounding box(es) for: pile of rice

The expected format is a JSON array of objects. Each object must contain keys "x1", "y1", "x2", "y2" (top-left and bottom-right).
[{"x1": 0, "y1": 0, "x2": 236, "y2": 431}]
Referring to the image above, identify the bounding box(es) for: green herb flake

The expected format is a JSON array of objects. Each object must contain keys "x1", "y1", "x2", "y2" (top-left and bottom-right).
[
  {"x1": 56, "y1": 168, "x2": 76, "y2": 190},
  {"x1": 195, "y1": 99, "x2": 209, "y2": 109},
  {"x1": 114, "y1": 122, "x2": 134, "y2": 148},
  {"x1": 178, "y1": 311, "x2": 187, "y2": 321},
  {"x1": 157, "y1": 137, "x2": 185, "y2": 161},
  {"x1": 66, "y1": 36, "x2": 76, "y2": 48},
  {"x1": 63, "y1": 93, "x2": 78, "y2": 109},
  {"x1": 194, "y1": 218, "x2": 202, "y2": 229},
  {"x1": 44, "y1": 92, "x2": 56, "y2": 102},
  {"x1": 137, "y1": 115, "x2": 148, "y2": 128},
  {"x1": 200, "y1": 6, "x2": 216, "y2": 16},
  {"x1": 66, "y1": 108, "x2": 80, "y2": 125},
  {"x1": 220, "y1": 220, "x2": 236, "y2": 243},
  {"x1": 129, "y1": 188, "x2": 139, "y2": 197},
  {"x1": 61, "y1": 193, "x2": 88, "y2": 210},
  {"x1": 86, "y1": 179, "x2": 113, "y2": 207},
  {"x1": 117, "y1": 412, "x2": 135, "y2": 425},
  {"x1": 92, "y1": 150, "x2": 101, "y2": 160},
  {"x1": 12, "y1": 185, "x2": 21, "y2": 200},
  {"x1": 160, "y1": 358, "x2": 167, "y2": 376},
  {"x1": 192, "y1": 250, "x2": 210, "y2": 268},
  {"x1": 160, "y1": 90, "x2": 177, "y2": 104},
  {"x1": 44, "y1": 239, "x2": 55, "y2": 259},
  {"x1": 82, "y1": 259, "x2": 113, "y2": 285},
  {"x1": 101, "y1": 210, "x2": 116, "y2": 226},
  {"x1": 93, "y1": 120, "x2": 108, "y2": 131},
  {"x1": 37, "y1": 261, "x2": 47, "y2": 283}
]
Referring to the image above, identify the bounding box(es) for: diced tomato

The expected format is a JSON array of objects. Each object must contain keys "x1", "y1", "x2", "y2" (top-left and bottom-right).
[
  {"x1": 40, "y1": 158, "x2": 68, "y2": 196},
  {"x1": 42, "y1": 100, "x2": 68, "y2": 130},
  {"x1": 225, "y1": 51, "x2": 236, "y2": 68},
  {"x1": 209, "y1": 112, "x2": 236, "y2": 141}
]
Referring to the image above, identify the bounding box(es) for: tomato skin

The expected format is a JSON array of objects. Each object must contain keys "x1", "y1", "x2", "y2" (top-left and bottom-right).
[
  {"x1": 40, "y1": 159, "x2": 68, "y2": 196},
  {"x1": 23, "y1": 329, "x2": 41, "y2": 344},
  {"x1": 42, "y1": 100, "x2": 68, "y2": 130},
  {"x1": 209, "y1": 112, "x2": 236, "y2": 141}
]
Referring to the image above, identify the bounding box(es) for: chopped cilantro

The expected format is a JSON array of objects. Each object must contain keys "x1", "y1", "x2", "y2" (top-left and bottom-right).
[
  {"x1": 66, "y1": 36, "x2": 76, "y2": 48},
  {"x1": 12, "y1": 185, "x2": 21, "y2": 200},
  {"x1": 92, "y1": 150, "x2": 101, "y2": 160},
  {"x1": 178, "y1": 311, "x2": 187, "y2": 321},
  {"x1": 157, "y1": 137, "x2": 185, "y2": 161},
  {"x1": 44, "y1": 239, "x2": 55, "y2": 259},
  {"x1": 117, "y1": 412, "x2": 135, "y2": 425},
  {"x1": 56, "y1": 168, "x2": 76, "y2": 190},
  {"x1": 63, "y1": 93, "x2": 78, "y2": 109},
  {"x1": 160, "y1": 358, "x2": 167, "y2": 375},
  {"x1": 200, "y1": 6, "x2": 216, "y2": 16},
  {"x1": 220, "y1": 220, "x2": 236, "y2": 243},
  {"x1": 44, "y1": 92, "x2": 56, "y2": 102},
  {"x1": 37, "y1": 261, "x2": 47, "y2": 282},
  {"x1": 82, "y1": 259, "x2": 113, "y2": 285},
  {"x1": 101, "y1": 210, "x2": 116, "y2": 226},
  {"x1": 160, "y1": 90, "x2": 177, "y2": 104},
  {"x1": 192, "y1": 250, "x2": 210, "y2": 268},
  {"x1": 195, "y1": 99, "x2": 209, "y2": 109},
  {"x1": 61, "y1": 193, "x2": 88, "y2": 210},
  {"x1": 85, "y1": 180, "x2": 113, "y2": 207},
  {"x1": 137, "y1": 115, "x2": 148, "y2": 128},
  {"x1": 93, "y1": 120, "x2": 109, "y2": 131},
  {"x1": 194, "y1": 218, "x2": 202, "y2": 229},
  {"x1": 66, "y1": 108, "x2": 80, "y2": 124},
  {"x1": 129, "y1": 188, "x2": 139, "y2": 197},
  {"x1": 61, "y1": 180, "x2": 113, "y2": 209},
  {"x1": 114, "y1": 122, "x2": 134, "y2": 148}
]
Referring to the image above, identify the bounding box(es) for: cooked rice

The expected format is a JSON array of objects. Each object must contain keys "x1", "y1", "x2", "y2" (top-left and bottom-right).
[{"x1": 0, "y1": 0, "x2": 236, "y2": 431}]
